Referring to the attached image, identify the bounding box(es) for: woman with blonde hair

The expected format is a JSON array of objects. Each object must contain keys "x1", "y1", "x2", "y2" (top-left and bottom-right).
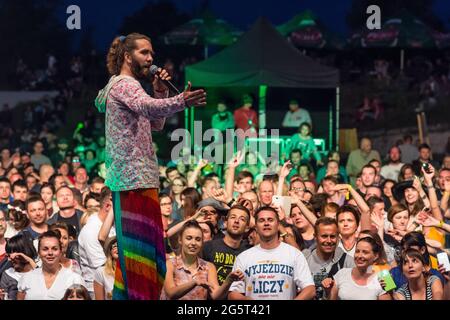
[{"x1": 93, "y1": 237, "x2": 118, "y2": 300}]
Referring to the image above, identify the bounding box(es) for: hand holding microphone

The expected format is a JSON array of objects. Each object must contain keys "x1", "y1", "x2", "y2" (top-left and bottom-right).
[
  {"x1": 150, "y1": 65, "x2": 206, "y2": 107},
  {"x1": 150, "y1": 65, "x2": 179, "y2": 94}
]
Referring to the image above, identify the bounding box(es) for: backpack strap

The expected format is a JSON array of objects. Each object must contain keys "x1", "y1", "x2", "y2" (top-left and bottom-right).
[{"x1": 328, "y1": 252, "x2": 348, "y2": 278}]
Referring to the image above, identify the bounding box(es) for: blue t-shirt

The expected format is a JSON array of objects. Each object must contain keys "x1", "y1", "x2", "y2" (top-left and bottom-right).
[{"x1": 391, "y1": 265, "x2": 446, "y2": 287}]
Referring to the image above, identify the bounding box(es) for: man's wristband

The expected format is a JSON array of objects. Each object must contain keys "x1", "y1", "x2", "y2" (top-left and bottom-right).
[
  {"x1": 438, "y1": 220, "x2": 445, "y2": 228},
  {"x1": 227, "y1": 199, "x2": 236, "y2": 207}
]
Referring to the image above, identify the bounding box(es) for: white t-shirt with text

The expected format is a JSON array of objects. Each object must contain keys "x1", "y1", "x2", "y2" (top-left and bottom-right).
[{"x1": 229, "y1": 242, "x2": 314, "y2": 300}]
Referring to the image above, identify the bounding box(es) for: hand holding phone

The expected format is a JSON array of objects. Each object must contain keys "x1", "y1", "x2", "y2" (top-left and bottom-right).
[
  {"x1": 378, "y1": 270, "x2": 396, "y2": 292},
  {"x1": 437, "y1": 252, "x2": 450, "y2": 272},
  {"x1": 272, "y1": 195, "x2": 292, "y2": 218},
  {"x1": 422, "y1": 162, "x2": 432, "y2": 174}
]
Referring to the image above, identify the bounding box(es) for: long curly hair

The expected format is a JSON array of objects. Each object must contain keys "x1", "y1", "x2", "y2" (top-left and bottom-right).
[{"x1": 106, "y1": 33, "x2": 152, "y2": 76}]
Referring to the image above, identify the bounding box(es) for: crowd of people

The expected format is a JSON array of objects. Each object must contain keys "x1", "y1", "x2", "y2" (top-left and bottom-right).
[
  {"x1": 0, "y1": 125, "x2": 449, "y2": 300},
  {"x1": 1, "y1": 33, "x2": 450, "y2": 301}
]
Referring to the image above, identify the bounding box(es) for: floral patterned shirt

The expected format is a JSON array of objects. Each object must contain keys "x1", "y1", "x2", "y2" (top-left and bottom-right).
[
  {"x1": 161, "y1": 256, "x2": 211, "y2": 300},
  {"x1": 102, "y1": 76, "x2": 185, "y2": 191}
]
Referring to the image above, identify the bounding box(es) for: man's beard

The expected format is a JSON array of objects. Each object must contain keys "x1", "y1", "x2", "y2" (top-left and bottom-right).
[{"x1": 131, "y1": 59, "x2": 150, "y2": 80}]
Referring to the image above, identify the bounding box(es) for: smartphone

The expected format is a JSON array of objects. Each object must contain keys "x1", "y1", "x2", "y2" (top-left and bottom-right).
[
  {"x1": 437, "y1": 252, "x2": 450, "y2": 272},
  {"x1": 422, "y1": 162, "x2": 431, "y2": 174},
  {"x1": 272, "y1": 195, "x2": 292, "y2": 217},
  {"x1": 377, "y1": 270, "x2": 396, "y2": 292}
]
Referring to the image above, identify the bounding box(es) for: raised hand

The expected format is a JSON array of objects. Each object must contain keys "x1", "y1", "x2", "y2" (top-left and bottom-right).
[
  {"x1": 183, "y1": 82, "x2": 207, "y2": 107},
  {"x1": 371, "y1": 212, "x2": 384, "y2": 230},
  {"x1": 212, "y1": 188, "x2": 229, "y2": 204},
  {"x1": 152, "y1": 67, "x2": 172, "y2": 92},
  {"x1": 438, "y1": 264, "x2": 450, "y2": 281},
  {"x1": 229, "y1": 151, "x2": 244, "y2": 169},
  {"x1": 196, "y1": 159, "x2": 209, "y2": 170},
  {"x1": 191, "y1": 209, "x2": 207, "y2": 223},
  {"x1": 417, "y1": 211, "x2": 439, "y2": 227},
  {"x1": 412, "y1": 176, "x2": 423, "y2": 192},
  {"x1": 272, "y1": 204, "x2": 286, "y2": 221},
  {"x1": 332, "y1": 184, "x2": 350, "y2": 192},
  {"x1": 279, "y1": 160, "x2": 292, "y2": 178},
  {"x1": 421, "y1": 164, "x2": 435, "y2": 186}
]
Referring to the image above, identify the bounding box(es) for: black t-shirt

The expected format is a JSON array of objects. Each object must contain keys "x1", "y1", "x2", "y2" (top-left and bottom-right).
[
  {"x1": 57, "y1": 214, "x2": 80, "y2": 237},
  {"x1": 49, "y1": 209, "x2": 83, "y2": 238},
  {"x1": 202, "y1": 238, "x2": 250, "y2": 285}
]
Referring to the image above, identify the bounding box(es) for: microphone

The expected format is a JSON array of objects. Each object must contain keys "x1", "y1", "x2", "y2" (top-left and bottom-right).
[{"x1": 149, "y1": 65, "x2": 180, "y2": 94}]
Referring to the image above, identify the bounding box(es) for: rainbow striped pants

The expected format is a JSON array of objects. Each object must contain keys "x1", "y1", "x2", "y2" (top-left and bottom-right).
[{"x1": 112, "y1": 189, "x2": 166, "y2": 300}]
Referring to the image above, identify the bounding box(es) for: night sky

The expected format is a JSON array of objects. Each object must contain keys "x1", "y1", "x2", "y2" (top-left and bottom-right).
[{"x1": 60, "y1": 0, "x2": 450, "y2": 50}]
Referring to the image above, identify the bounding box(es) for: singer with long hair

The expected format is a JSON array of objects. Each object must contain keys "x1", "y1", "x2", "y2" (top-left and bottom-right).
[{"x1": 95, "y1": 33, "x2": 206, "y2": 300}]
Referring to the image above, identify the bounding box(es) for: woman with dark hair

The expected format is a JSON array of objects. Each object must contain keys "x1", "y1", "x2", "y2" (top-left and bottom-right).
[
  {"x1": 398, "y1": 164, "x2": 414, "y2": 182},
  {"x1": 48, "y1": 223, "x2": 81, "y2": 274},
  {"x1": 198, "y1": 221, "x2": 216, "y2": 243},
  {"x1": 17, "y1": 230, "x2": 84, "y2": 300},
  {"x1": 394, "y1": 166, "x2": 445, "y2": 264},
  {"x1": 57, "y1": 162, "x2": 75, "y2": 186},
  {"x1": 40, "y1": 183, "x2": 57, "y2": 219},
  {"x1": 62, "y1": 284, "x2": 92, "y2": 300},
  {"x1": 382, "y1": 179, "x2": 397, "y2": 207},
  {"x1": 288, "y1": 122, "x2": 323, "y2": 166},
  {"x1": 358, "y1": 229, "x2": 394, "y2": 268},
  {"x1": 385, "y1": 204, "x2": 410, "y2": 246},
  {"x1": 392, "y1": 248, "x2": 443, "y2": 300},
  {"x1": 290, "y1": 204, "x2": 315, "y2": 249},
  {"x1": 336, "y1": 205, "x2": 361, "y2": 257},
  {"x1": 390, "y1": 231, "x2": 445, "y2": 287},
  {"x1": 5, "y1": 200, "x2": 28, "y2": 239},
  {"x1": 169, "y1": 176, "x2": 187, "y2": 217},
  {"x1": 0, "y1": 234, "x2": 37, "y2": 300},
  {"x1": 329, "y1": 237, "x2": 391, "y2": 300},
  {"x1": 162, "y1": 221, "x2": 243, "y2": 300},
  {"x1": 179, "y1": 187, "x2": 201, "y2": 219},
  {"x1": 279, "y1": 221, "x2": 305, "y2": 251}
]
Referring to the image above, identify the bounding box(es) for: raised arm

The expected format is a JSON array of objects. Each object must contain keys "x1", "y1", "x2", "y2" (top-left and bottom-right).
[
  {"x1": 333, "y1": 184, "x2": 371, "y2": 231},
  {"x1": 188, "y1": 159, "x2": 208, "y2": 188},
  {"x1": 441, "y1": 180, "x2": 450, "y2": 217},
  {"x1": 422, "y1": 165, "x2": 443, "y2": 221},
  {"x1": 225, "y1": 151, "x2": 243, "y2": 199},
  {"x1": 98, "y1": 206, "x2": 115, "y2": 244},
  {"x1": 277, "y1": 161, "x2": 291, "y2": 196},
  {"x1": 112, "y1": 80, "x2": 205, "y2": 120}
]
